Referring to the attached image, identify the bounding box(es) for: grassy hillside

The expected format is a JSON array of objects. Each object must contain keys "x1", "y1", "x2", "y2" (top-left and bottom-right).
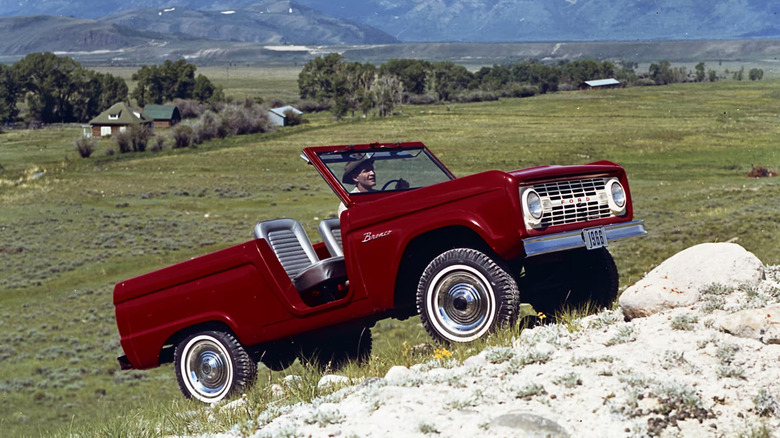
[{"x1": 1, "y1": 76, "x2": 778, "y2": 436}]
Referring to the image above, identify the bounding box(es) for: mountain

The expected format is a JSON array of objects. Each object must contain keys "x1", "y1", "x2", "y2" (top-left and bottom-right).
[
  {"x1": 100, "y1": 2, "x2": 398, "y2": 45},
  {"x1": 3, "y1": 0, "x2": 774, "y2": 42},
  {"x1": 293, "y1": 0, "x2": 780, "y2": 42},
  {"x1": 0, "y1": 15, "x2": 169, "y2": 56}
]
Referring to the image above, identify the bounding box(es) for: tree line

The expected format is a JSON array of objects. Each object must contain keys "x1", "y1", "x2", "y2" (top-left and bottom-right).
[
  {"x1": 0, "y1": 53, "x2": 221, "y2": 125},
  {"x1": 299, "y1": 54, "x2": 765, "y2": 118}
]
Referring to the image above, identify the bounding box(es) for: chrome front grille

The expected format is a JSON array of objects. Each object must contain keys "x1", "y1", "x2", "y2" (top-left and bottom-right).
[{"x1": 531, "y1": 178, "x2": 613, "y2": 227}]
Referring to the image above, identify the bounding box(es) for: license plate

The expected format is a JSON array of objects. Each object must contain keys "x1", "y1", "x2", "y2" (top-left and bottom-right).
[{"x1": 582, "y1": 227, "x2": 608, "y2": 250}]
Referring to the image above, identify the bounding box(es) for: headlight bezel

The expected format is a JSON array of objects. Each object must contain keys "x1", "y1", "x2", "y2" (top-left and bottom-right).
[
  {"x1": 605, "y1": 178, "x2": 627, "y2": 215},
  {"x1": 521, "y1": 188, "x2": 544, "y2": 228}
]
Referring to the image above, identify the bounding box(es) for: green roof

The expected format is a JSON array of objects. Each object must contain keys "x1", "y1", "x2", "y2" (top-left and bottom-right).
[
  {"x1": 89, "y1": 102, "x2": 150, "y2": 126},
  {"x1": 143, "y1": 104, "x2": 181, "y2": 121}
]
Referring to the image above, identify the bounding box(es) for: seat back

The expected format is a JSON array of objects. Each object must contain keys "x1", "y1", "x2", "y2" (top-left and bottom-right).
[
  {"x1": 254, "y1": 218, "x2": 318, "y2": 279},
  {"x1": 318, "y1": 218, "x2": 343, "y2": 257}
]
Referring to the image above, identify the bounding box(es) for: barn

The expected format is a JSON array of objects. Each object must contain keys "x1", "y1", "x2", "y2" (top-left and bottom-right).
[
  {"x1": 143, "y1": 105, "x2": 181, "y2": 128},
  {"x1": 580, "y1": 78, "x2": 622, "y2": 90},
  {"x1": 88, "y1": 102, "x2": 153, "y2": 138}
]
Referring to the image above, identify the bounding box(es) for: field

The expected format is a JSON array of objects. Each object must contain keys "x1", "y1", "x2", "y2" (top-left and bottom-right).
[{"x1": 1, "y1": 72, "x2": 779, "y2": 437}]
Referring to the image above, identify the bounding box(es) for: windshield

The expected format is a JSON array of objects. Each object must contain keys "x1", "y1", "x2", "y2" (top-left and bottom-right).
[{"x1": 318, "y1": 147, "x2": 454, "y2": 193}]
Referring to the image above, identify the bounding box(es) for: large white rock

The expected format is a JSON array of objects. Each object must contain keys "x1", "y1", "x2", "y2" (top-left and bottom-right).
[
  {"x1": 619, "y1": 243, "x2": 764, "y2": 319},
  {"x1": 716, "y1": 303, "x2": 780, "y2": 344}
]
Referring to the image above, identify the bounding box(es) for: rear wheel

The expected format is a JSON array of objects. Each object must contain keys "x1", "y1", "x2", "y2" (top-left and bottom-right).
[
  {"x1": 174, "y1": 330, "x2": 256, "y2": 403},
  {"x1": 416, "y1": 248, "x2": 519, "y2": 343}
]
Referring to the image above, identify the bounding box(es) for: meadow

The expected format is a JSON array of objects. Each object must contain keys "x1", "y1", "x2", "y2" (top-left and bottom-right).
[{"x1": 0, "y1": 73, "x2": 778, "y2": 437}]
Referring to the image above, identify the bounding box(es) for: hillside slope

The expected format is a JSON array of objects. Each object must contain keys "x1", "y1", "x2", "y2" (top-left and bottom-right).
[
  {"x1": 101, "y1": 2, "x2": 398, "y2": 45},
  {"x1": 2, "y1": 0, "x2": 778, "y2": 42},
  {"x1": 229, "y1": 243, "x2": 780, "y2": 437}
]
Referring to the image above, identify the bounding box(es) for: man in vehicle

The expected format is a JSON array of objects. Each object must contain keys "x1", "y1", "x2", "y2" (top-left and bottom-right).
[{"x1": 338, "y1": 158, "x2": 376, "y2": 216}]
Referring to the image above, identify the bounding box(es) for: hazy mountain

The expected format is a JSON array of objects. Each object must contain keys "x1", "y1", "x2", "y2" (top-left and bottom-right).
[
  {"x1": 293, "y1": 0, "x2": 780, "y2": 42},
  {"x1": 101, "y1": 2, "x2": 398, "y2": 45},
  {"x1": 0, "y1": 15, "x2": 170, "y2": 56},
  {"x1": 3, "y1": 0, "x2": 775, "y2": 42}
]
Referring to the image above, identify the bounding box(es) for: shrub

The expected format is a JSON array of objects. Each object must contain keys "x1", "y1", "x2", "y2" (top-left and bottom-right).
[
  {"x1": 130, "y1": 125, "x2": 151, "y2": 152},
  {"x1": 193, "y1": 110, "x2": 225, "y2": 144},
  {"x1": 150, "y1": 137, "x2": 165, "y2": 152},
  {"x1": 171, "y1": 124, "x2": 194, "y2": 149},
  {"x1": 113, "y1": 130, "x2": 132, "y2": 153},
  {"x1": 174, "y1": 99, "x2": 204, "y2": 119},
  {"x1": 284, "y1": 109, "x2": 302, "y2": 126},
  {"x1": 74, "y1": 137, "x2": 96, "y2": 158}
]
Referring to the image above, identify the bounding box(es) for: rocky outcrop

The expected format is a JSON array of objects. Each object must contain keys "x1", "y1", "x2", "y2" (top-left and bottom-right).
[{"x1": 619, "y1": 243, "x2": 765, "y2": 319}]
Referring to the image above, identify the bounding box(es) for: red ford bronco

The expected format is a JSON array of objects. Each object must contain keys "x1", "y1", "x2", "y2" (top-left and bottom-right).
[{"x1": 113, "y1": 141, "x2": 645, "y2": 402}]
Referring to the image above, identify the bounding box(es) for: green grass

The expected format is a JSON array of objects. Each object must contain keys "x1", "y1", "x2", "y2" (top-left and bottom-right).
[{"x1": 1, "y1": 77, "x2": 779, "y2": 437}]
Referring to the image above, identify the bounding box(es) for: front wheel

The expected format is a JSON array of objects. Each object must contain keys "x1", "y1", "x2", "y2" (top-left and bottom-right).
[
  {"x1": 416, "y1": 248, "x2": 519, "y2": 343},
  {"x1": 174, "y1": 330, "x2": 257, "y2": 403}
]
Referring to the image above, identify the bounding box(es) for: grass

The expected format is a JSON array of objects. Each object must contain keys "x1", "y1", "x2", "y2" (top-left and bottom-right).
[{"x1": 1, "y1": 73, "x2": 779, "y2": 437}]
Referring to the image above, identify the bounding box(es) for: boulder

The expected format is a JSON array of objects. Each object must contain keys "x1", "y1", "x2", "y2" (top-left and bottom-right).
[
  {"x1": 715, "y1": 304, "x2": 780, "y2": 344},
  {"x1": 619, "y1": 243, "x2": 764, "y2": 319},
  {"x1": 489, "y1": 412, "x2": 569, "y2": 437}
]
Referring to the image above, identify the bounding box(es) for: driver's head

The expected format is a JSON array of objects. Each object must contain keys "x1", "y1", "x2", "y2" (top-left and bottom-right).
[{"x1": 342, "y1": 158, "x2": 376, "y2": 192}]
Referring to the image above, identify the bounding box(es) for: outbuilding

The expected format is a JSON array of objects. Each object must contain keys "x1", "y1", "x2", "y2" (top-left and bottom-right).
[
  {"x1": 88, "y1": 102, "x2": 153, "y2": 138},
  {"x1": 143, "y1": 104, "x2": 181, "y2": 128},
  {"x1": 580, "y1": 78, "x2": 622, "y2": 90},
  {"x1": 268, "y1": 105, "x2": 303, "y2": 127}
]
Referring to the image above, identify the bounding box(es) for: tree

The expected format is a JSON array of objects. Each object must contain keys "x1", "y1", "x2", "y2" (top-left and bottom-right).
[
  {"x1": 132, "y1": 59, "x2": 204, "y2": 106},
  {"x1": 298, "y1": 53, "x2": 345, "y2": 101},
  {"x1": 378, "y1": 59, "x2": 431, "y2": 95},
  {"x1": 748, "y1": 68, "x2": 764, "y2": 81},
  {"x1": 0, "y1": 64, "x2": 21, "y2": 123},
  {"x1": 429, "y1": 62, "x2": 473, "y2": 101},
  {"x1": 193, "y1": 74, "x2": 222, "y2": 102},
  {"x1": 649, "y1": 61, "x2": 674, "y2": 85},
  {"x1": 694, "y1": 62, "x2": 706, "y2": 82},
  {"x1": 708, "y1": 69, "x2": 719, "y2": 82}
]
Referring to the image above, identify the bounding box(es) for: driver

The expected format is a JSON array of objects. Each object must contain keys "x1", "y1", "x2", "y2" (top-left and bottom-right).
[{"x1": 338, "y1": 158, "x2": 376, "y2": 216}]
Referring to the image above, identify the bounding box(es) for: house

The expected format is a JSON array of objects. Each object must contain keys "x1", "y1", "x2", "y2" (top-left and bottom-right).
[
  {"x1": 580, "y1": 78, "x2": 621, "y2": 90},
  {"x1": 88, "y1": 102, "x2": 153, "y2": 138},
  {"x1": 143, "y1": 104, "x2": 181, "y2": 128},
  {"x1": 268, "y1": 105, "x2": 303, "y2": 127}
]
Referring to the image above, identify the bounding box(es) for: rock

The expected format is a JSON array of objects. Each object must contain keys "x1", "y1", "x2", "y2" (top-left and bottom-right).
[
  {"x1": 283, "y1": 375, "x2": 301, "y2": 387},
  {"x1": 384, "y1": 365, "x2": 411, "y2": 381},
  {"x1": 318, "y1": 374, "x2": 349, "y2": 389},
  {"x1": 620, "y1": 243, "x2": 764, "y2": 319},
  {"x1": 270, "y1": 383, "x2": 285, "y2": 398},
  {"x1": 715, "y1": 304, "x2": 780, "y2": 344},
  {"x1": 489, "y1": 412, "x2": 569, "y2": 437}
]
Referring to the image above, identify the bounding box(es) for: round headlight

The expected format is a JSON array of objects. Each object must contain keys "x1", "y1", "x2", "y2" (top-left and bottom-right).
[
  {"x1": 525, "y1": 190, "x2": 543, "y2": 220},
  {"x1": 606, "y1": 179, "x2": 627, "y2": 214}
]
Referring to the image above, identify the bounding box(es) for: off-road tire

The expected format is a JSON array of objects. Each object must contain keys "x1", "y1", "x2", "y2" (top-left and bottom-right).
[
  {"x1": 524, "y1": 247, "x2": 619, "y2": 315},
  {"x1": 416, "y1": 248, "x2": 519, "y2": 343},
  {"x1": 174, "y1": 330, "x2": 257, "y2": 403}
]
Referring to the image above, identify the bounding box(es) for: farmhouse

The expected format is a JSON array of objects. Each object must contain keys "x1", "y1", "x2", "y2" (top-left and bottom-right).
[
  {"x1": 580, "y1": 78, "x2": 621, "y2": 90},
  {"x1": 268, "y1": 105, "x2": 303, "y2": 127},
  {"x1": 142, "y1": 104, "x2": 181, "y2": 128},
  {"x1": 88, "y1": 102, "x2": 152, "y2": 138}
]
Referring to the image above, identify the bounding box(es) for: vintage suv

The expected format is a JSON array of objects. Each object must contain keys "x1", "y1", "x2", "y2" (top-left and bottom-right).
[{"x1": 113, "y1": 141, "x2": 645, "y2": 402}]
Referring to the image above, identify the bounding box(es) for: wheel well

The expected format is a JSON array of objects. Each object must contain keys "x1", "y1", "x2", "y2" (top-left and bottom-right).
[
  {"x1": 160, "y1": 321, "x2": 235, "y2": 365},
  {"x1": 393, "y1": 226, "x2": 494, "y2": 315}
]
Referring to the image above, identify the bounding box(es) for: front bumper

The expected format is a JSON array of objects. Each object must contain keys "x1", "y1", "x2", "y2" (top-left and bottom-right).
[{"x1": 522, "y1": 220, "x2": 646, "y2": 257}]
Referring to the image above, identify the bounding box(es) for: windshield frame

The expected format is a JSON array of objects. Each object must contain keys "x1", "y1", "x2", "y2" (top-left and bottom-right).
[{"x1": 302, "y1": 142, "x2": 456, "y2": 210}]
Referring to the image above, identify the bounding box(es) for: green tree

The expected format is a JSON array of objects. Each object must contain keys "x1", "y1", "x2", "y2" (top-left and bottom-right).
[
  {"x1": 708, "y1": 69, "x2": 719, "y2": 82},
  {"x1": 649, "y1": 61, "x2": 674, "y2": 85},
  {"x1": 0, "y1": 64, "x2": 21, "y2": 123},
  {"x1": 429, "y1": 62, "x2": 473, "y2": 101},
  {"x1": 13, "y1": 52, "x2": 80, "y2": 123},
  {"x1": 378, "y1": 59, "x2": 431, "y2": 95},
  {"x1": 748, "y1": 68, "x2": 764, "y2": 81},
  {"x1": 733, "y1": 66, "x2": 745, "y2": 81},
  {"x1": 193, "y1": 74, "x2": 222, "y2": 102},
  {"x1": 132, "y1": 59, "x2": 203, "y2": 106},
  {"x1": 298, "y1": 53, "x2": 345, "y2": 101},
  {"x1": 695, "y1": 62, "x2": 706, "y2": 82}
]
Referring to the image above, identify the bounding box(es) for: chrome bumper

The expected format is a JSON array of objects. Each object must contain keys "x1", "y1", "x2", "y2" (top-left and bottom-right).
[{"x1": 522, "y1": 220, "x2": 646, "y2": 258}]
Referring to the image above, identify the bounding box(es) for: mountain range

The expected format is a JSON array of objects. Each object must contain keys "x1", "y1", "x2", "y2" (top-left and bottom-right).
[{"x1": 1, "y1": 0, "x2": 778, "y2": 43}]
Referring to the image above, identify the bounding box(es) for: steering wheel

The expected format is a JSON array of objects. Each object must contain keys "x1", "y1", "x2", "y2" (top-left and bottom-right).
[{"x1": 381, "y1": 179, "x2": 404, "y2": 191}]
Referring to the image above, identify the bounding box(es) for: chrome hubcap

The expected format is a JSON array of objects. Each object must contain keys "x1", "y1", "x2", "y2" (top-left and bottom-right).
[
  {"x1": 185, "y1": 338, "x2": 231, "y2": 399},
  {"x1": 429, "y1": 265, "x2": 495, "y2": 341}
]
